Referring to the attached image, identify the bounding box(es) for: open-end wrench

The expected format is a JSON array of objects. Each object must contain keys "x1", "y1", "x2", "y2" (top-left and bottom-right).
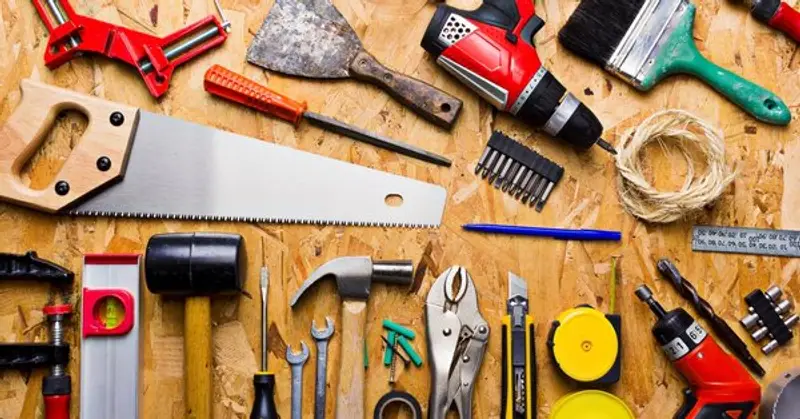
[
  {"x1": 286, "y1": 342, "x2": 310, "y2": 419},
  {"x1": 311, "y1": 317, "x2": 335, "y2": 419}
]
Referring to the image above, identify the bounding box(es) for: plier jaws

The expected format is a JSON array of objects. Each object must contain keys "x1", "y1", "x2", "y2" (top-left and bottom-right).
[{"x1": 425, "y1": 266, "x2": 489, "y2": 419}]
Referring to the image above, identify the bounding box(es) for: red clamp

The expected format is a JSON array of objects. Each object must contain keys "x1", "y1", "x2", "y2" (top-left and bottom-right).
[{"x1": 33, "y1": 0, "x2": 230, "y2": 98}]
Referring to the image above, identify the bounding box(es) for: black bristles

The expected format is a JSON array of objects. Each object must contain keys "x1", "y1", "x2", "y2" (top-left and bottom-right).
[{"x1": 558, "y1": 0, "x2": 646, "y2": 66}]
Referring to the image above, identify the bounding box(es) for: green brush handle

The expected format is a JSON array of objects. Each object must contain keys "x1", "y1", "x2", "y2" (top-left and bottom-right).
[{"x1": 641, "y1": 4, "x2": 791, "y2": 126}]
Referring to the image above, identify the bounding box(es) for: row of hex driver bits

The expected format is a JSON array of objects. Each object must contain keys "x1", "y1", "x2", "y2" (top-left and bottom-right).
[
  {"x1": 740, "y1": 285, "x2": 798, "y2": 354},
  {"x1": 475, "y1": 132, "x2": 564, "y2": 212}
]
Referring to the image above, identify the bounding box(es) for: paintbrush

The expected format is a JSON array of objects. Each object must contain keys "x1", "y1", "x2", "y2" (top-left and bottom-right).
[{"x1": 558, "y1": 0, "x2": 791, "y2": 125}]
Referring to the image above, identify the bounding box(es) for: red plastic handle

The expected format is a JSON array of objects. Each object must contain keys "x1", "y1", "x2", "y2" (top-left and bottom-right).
[
  {"x1": 44, "y1": 395, "x2": 70, "y2": 419},
  {"x1": 204, "y1": 65, "x2": 308, "y2": 125},
  {"x1": 770, "y1": 2, "x2": 800, "y2": 43}
]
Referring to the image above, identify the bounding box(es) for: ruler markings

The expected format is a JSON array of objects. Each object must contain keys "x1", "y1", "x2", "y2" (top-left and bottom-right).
[{"x1": 692, "y1": 226, "x2": 800, "y2": 258}]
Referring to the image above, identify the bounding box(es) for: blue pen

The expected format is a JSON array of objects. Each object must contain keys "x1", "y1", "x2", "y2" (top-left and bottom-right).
[{"x1": 462, "y1": 223, "x2": 622, "y2": 241}]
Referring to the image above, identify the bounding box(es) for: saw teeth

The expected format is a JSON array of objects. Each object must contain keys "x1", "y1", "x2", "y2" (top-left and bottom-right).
[{"x1": 67, "y1": 210, "x2": 434, "y2": 229}]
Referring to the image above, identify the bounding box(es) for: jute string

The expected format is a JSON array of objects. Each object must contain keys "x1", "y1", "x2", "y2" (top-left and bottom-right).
[{"x1": 615, "y1": 110, "x2": 736, "y2": 223}]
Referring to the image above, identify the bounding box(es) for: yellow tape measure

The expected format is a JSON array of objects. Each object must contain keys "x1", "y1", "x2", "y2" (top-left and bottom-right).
[
  {"x1": 547, "y1": 306, "x2": 621, "y2": 384},
  {"x1": 551, "y1": 390, "x2": 634, "y2": 419}
]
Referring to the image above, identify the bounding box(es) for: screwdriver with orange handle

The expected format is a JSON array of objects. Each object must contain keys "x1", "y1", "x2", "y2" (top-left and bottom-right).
[{"x1": 204, "y1": 65, "x2": 451, "y2": 167}]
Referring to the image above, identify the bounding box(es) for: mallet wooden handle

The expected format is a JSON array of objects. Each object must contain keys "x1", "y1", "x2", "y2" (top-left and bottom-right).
[
  {"x1": 0, "y1": 80, "x2": 138, "y2": 212},
  {"x1": 185, "y1": 296, "x2": 212, "y2": 419},
  {"x1": 336, "y1": 300, "x2": 368, "y2": 419}
]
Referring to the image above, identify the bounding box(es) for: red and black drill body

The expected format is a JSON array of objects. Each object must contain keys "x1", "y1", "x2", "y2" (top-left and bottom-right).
[
  {"x1": 637, "y1": 285, "x2": 760, "y2": 419},
  {"x1": 421, "y1": 0, "x2": 613, "y2": 154},
  {"x1": 749, "y1": 0, "x2": 800, "y2": 43}
]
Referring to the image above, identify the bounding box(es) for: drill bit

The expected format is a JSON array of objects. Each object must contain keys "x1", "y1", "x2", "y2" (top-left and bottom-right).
[{"x1": 657, "y1": 258, "x2": 765, "y2": 377}]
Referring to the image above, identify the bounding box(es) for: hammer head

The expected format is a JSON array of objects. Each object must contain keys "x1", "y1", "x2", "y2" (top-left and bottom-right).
[
  {"x1": 145, "y1": 233, "x2": 246, "y2": 296},
  {"x1": 290, "y1": 256, "x2": 413, "y2": 306}
]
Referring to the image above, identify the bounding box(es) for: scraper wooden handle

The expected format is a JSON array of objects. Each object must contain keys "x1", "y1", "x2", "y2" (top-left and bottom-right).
[
  {"x1": 0, "y1": 80, "x2": 138, "y2": 212},
  {"x1": 349, "y1": 50, "x2": 462, "y2": 129}
]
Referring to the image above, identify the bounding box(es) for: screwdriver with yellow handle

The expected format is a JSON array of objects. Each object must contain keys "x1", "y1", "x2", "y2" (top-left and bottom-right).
[
  {"x1": 203, "y1": 65, "x2": 451, "y2": 167},
  {"x1": 502, "y1": 272, "x2": 536, "y2": 419},
  {"x1": 251, "y1": 266, "x2": 278, "y2": 419}
]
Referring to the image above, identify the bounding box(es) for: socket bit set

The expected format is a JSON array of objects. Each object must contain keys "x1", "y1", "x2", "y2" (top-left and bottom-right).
[
  {"x1": 475, "y1": 131, "x2": 564, "y2": 212},
  {"x1": 740, "y1": 285, "x2": 798, "y2": 354}
]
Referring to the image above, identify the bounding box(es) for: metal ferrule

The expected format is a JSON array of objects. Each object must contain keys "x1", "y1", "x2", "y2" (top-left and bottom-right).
[
  {"x1": 606, "y1": 0, "x2": 689, "y2": 88},
  {"x1": 543, "y1": 93, "x2": 580, "y2": 136}
]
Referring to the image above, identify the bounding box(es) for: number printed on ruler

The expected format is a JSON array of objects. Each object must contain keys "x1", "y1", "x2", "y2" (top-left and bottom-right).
[{"x1": 692, "y1": 226, "x2": 800, "y2": 257}]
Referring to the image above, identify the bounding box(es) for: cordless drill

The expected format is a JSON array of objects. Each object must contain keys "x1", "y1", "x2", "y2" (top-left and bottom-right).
[
  {"x1": 636, "y1": 285, "x2": 760, "y2": 419},
  {"x1": 421, "y1": 0, "x2": 615, "y2": 154}
]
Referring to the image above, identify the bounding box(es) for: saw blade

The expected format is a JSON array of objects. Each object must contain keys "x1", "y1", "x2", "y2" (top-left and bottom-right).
[
  {"x1": 69, "y1": 112, "x2": 446, "y2": 228},
  {"x1": 246, "y1": 0, "x2": 362, "y2": 78}
]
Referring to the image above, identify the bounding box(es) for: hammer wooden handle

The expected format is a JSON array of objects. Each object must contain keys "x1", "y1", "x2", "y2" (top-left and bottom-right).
[
  {"x1": 185, "y1": 296, "x2": 212, "y2": 419},
  {"x1": 336, "y1": 300, "x2": 367, "y2": 419}
]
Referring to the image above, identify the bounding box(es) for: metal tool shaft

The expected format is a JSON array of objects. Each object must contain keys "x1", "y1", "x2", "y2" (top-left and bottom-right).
[
  {"x1": 45, "y1": 0, "x2": 79, "y2": 48},
  {"x1": 304, "y1": 112, "x2": 451, "y2": 167},
  {"x1": 657, "y1": 259, "x2": 765, "y2": 377},
  {"x1": 286, "y1": 343, "x2": 309, "y2": 419},
  {"x1": 311, "y1": 318, "x2": 334, "y2": 419},
  {"x1": 260, "y1": 267, "x2": 268, "y2": 370},
  {"x1": 140, "y1": 0, "x2": 230, "y2": 73}
]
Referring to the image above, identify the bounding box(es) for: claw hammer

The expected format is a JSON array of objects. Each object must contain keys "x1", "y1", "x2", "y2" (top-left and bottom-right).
[{"x1": 289, "y1": 257, "x2": 414, "y2": 418}]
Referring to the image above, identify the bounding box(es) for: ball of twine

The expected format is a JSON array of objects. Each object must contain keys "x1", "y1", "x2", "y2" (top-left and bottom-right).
[{"x1": 615, "y1": 110, "x2": 736, "y2": 223}]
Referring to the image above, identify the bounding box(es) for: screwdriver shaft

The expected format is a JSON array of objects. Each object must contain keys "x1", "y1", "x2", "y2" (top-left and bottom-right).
[
  {"x1": 303, "y1": 112, "x2": 451, "y2": 167},
  {"x1": 251, "y1": 266, "x2": 279, "y2": 419},
  {"x1": 260, "y1": 266, "x2": 268, "y2": 371}
]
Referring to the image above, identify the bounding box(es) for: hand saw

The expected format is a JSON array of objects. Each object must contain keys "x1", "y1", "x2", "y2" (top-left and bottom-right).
[{"x1": 0, "y1": 80, "x2": 447, "y2": 227}]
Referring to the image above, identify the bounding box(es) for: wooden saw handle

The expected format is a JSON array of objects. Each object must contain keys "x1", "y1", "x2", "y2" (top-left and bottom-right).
[
  {"x1": 0, "y1": 80, "x2": 138, "y2": 212},
  {"x1": 336, "y1": 300, "x2": 368, "y2": 419},
  {"x1": 185, "y1": 296, "x2": 213, "y2": 419},
  {"x1": 349, "y1": 50, "x2": 462, "y2": 129}
]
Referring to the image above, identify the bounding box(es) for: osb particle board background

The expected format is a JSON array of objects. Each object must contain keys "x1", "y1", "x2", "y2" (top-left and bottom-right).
[{"x1": 0, "y1": 0, "x2": 798, "y2": 417}]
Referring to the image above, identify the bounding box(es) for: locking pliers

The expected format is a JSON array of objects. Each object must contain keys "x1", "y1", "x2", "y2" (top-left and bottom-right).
[{"x1": 425, "y1": 266, "x2": 489, "y2": 419}]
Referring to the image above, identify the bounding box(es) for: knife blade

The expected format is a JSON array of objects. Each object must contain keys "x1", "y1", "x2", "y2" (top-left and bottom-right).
[
  {"x1": 246, "y1": 0, "x2": 463, "y2": 129},
  {"x1": 502, "y1": 272, "x2": 535, "y2": 419},
  {"x1": 0, "y1": 80, "x2": 447, "y2": 228}
]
